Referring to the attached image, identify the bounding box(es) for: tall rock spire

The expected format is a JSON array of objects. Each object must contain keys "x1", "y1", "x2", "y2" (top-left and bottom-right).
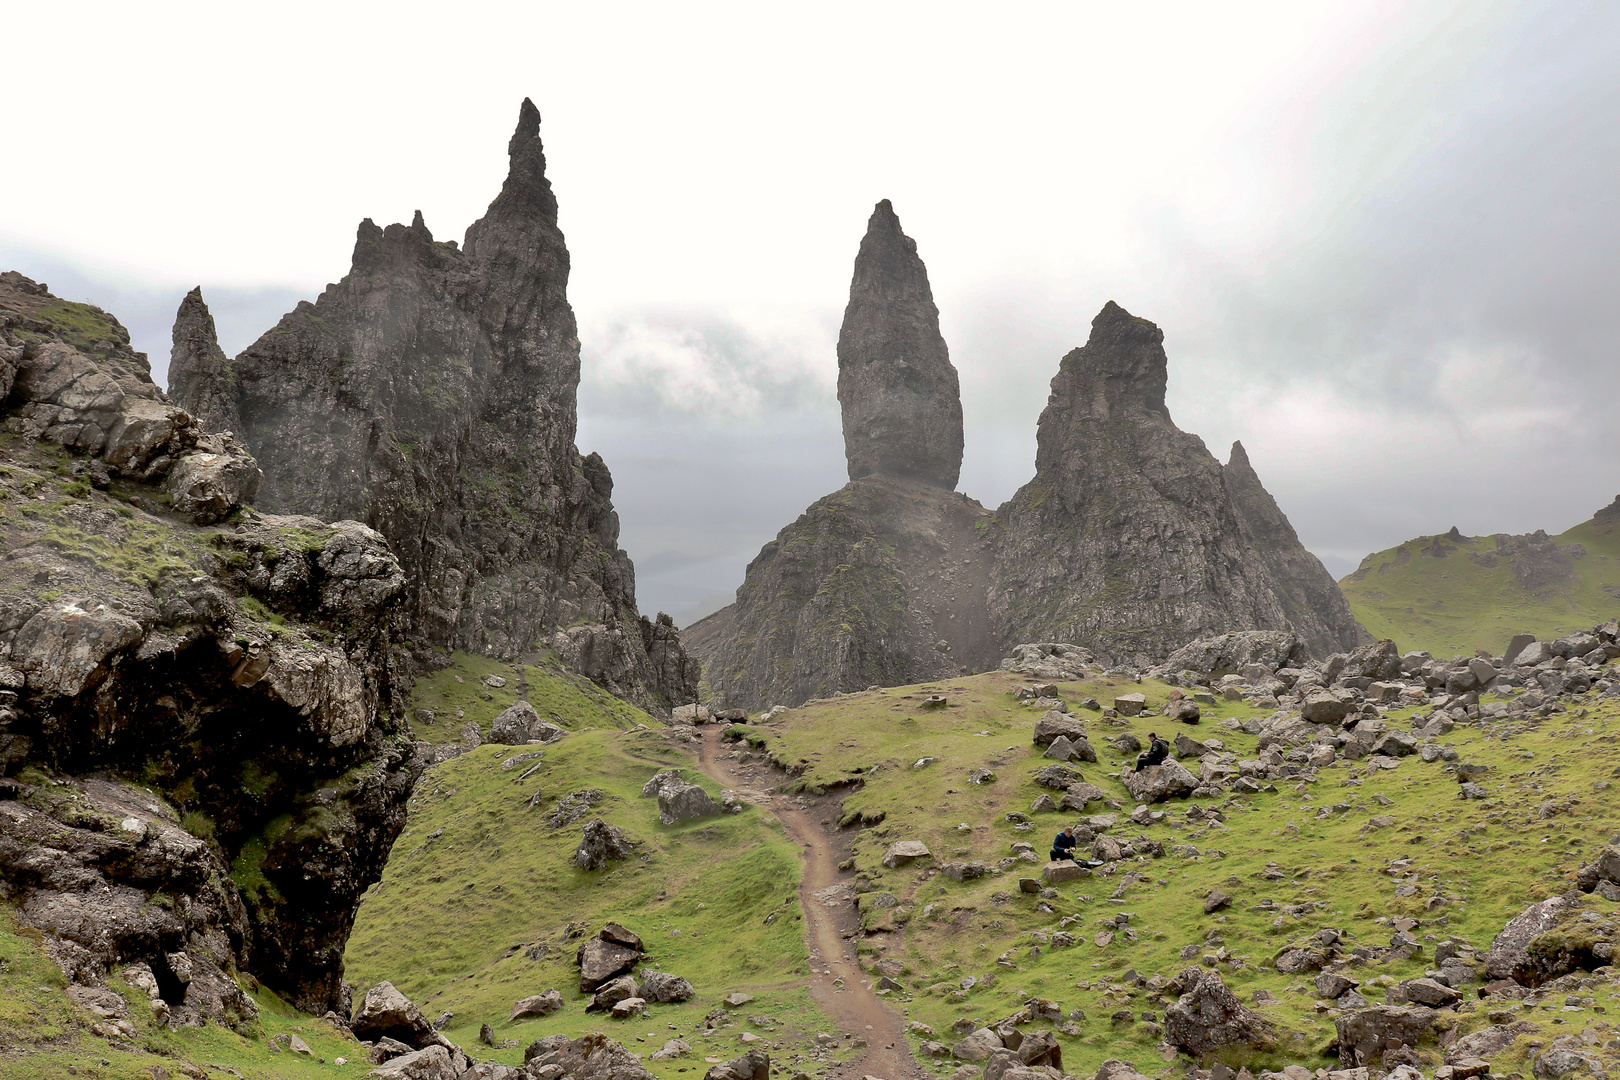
[
  {"x1": 167, "y1": 287, "x2": 237, "y2": 433},
  {"x1": 836, "y1": 200, "x2": 963, "y2": 489}
]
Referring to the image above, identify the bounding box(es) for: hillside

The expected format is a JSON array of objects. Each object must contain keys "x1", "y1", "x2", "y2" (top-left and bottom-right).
[{"x1": 1342, "y1": 500, "x2": 1620, "y2": 657}]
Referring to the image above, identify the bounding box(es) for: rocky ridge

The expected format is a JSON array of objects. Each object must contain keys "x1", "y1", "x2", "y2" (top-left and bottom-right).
[
  {"x1": 0, "y1": 271, "x2": 426, "y2": 1021},
  {"x1": 167, "y1": 99, "x2": 697, "y2": 714}
]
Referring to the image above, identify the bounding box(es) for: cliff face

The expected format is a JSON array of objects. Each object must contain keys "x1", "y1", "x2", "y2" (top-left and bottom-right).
[
  {"x1": 991, "y1": 301, "x2": 1356, "y2": 666},
  {"x1": 1223, "y1": 440, "x2": 1366, "y2": 656},
  {"x1": 167, "y1": 100, "x2": 697, "y2": 713},
  {"x1": 0, "y1": 273, "x2": 423, "y2": 1020},
  {"x1": 836, "y1": 200, "x2": 964, "y2": 489},
  {"x1": 693, "y1": 476, "x2": 998, "y2": 708}
]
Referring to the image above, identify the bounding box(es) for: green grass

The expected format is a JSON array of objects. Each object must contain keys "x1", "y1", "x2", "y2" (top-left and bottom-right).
[
  {"x1": 741, "y1": 667, "x2": 1620, "y2": 1076},
  {"x1": 343, "y1": 727, "x2": 832, "y2": 1076},
  {"x1": 1343, "y1": 517, "x2": 1620, "y2": 658},
  {"x1": 408, "y1": 651, "x2": 651, "y2": 738}
]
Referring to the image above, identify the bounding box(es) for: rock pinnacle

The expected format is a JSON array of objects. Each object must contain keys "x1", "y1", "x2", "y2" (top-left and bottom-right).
[{"x1": 835, "y1": 200, "x2": 963, "y2": 489}]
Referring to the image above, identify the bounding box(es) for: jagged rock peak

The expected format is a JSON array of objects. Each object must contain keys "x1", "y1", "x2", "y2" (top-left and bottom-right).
[
  {"x1": 1224, "y1": 439, "x2": 1365, "y2": 657},
  {"x1": 836, "y1": 199, "x2": 963, "y2": 490},
  {"x1": 1594, "y1": 495, "x2": 1620, "y2": 526},
  {"x1": 167, "y1": 287, "x2": 237, "y2": 434},
  {"x1": 169, "y1": 99, "x2": 696, "y2": 713},
  {"x1": 1050, "y1": 300, "x2": 1170, "y2": 425},
  {"x1": 476, "y1": 96, "x2": 557, "y2": 228}
]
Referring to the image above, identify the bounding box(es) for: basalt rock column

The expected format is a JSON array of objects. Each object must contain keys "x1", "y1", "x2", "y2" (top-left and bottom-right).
[
  {"x1": 1224, "y1": 440, "x2": 1364, "y2": 656},
  {"x1": 836, "y1": 200, "x2": 963, "y2": 489},
  {"x1": 991, "y1": 301, "x2": 1297, "y2": 665}
]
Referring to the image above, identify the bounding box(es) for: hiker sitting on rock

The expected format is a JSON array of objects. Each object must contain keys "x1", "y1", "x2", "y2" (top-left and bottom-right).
[
  {"x1": 1135, "y1": 731, "x2": 1170, "y2": 772},
  {"x1": 1049, "y1": 826, "x2": 1077, "y2": 862}
]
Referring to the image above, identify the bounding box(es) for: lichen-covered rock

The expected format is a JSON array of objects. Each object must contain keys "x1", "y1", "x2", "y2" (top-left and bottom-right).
[
  {"x1": 991, "y1": 301, "x2": 1359, "y2": 665},
  {"x1": 509, "y1": 990, "x2": 563, "y2": 1021},
  {"x1": 836, "y1": 199, "x2": 963, "y2": 489},
  {"x1": 1164, "y1": 966, "x2": 1274, "y2": 1057},
  {"x1": 1488, "y1": 893, "x2": 1586, "y2": 985},
  {"x1": 704, "y1": 1048, "x2": 770, "y2": 1080},
  {"x1": 165, "y1": 102, "x2": 697, "y2": 714},
  {"x1": 352, "y1": 981, "x2": 435, "y2": 1047},
  {"x1": 637, "y1": 971, "x2": 695, "y2": 1003},
  {"x1": 1163, "y1": 630, "x2": 1307, "y2": 677}
]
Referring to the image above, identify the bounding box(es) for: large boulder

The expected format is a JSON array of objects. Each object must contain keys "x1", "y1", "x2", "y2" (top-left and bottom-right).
[
  {"x1": 576, "y1": 930, "x2": 643, "y2": 992},
  {"x1": 1334, "y1": 1006, "x2": 1438, "y2": 1068},
  {"x1": 882, "y1": 840, "x2": 932, "y2": 869},
  {"x1": 951, "y1": 1027, "x2": 1004, "y2": 1061},
  {"x1": 1122, "y1": 761, "x2": 1200, "y2": 803},
  {"x1": 489, "y1": 700, "x2": 567, "y2": 745},
  {"x1": 1487, "y1": 894, "x2": 1584, "y2": 985},
  {"x1": 352, "y1": 981, "x2": 435, "y2": 1048},
  {"x1": 509, "y1": 990, "x2": 562, "y2": 1021},
  {"x1": 1032, "y1": 710, "x2": 1088, "y2": 747},
  {"x1": 165, "y1": 449, "x2": 263, "y2": 525},
  {"x1": 657, "y1": 779, "x2": 721, "y2": 825},
  {"x1": 1301, "y1": 691, "x2": 1354, "y2": 725},
  {"x1": 1164, "y1": 967, "x2": 1274, "y2": 1057},
  {"x1": 637, "y1": 971, "x2": 695, "y2": 1003}
]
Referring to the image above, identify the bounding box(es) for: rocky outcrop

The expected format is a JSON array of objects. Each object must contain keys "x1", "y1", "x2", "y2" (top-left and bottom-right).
[
  {"x1": 991, "y1": 302, "x2": 1357, "y2": 666},
  {"x1": 1163, "y1": 967, "x2": 1274, "y2": 1057},
  {"x1": 688, "y1": 475, "x2": 998, "y2": 707},
  {"x1": 0, "y1": 273, "x2": 425, "y2": 1017},
  {"x1": 1225, "y1": 440, "x2": 1366, "y2": 656},
  {"x1": 166, "y1": 287, "x2": 237, "y2": 436},
  {"x1": 166, "y1": 101, "x2": 697, "y2": 714},
  {"x1": 837, "y1": 199, "x2": 963, "y2": 489}
]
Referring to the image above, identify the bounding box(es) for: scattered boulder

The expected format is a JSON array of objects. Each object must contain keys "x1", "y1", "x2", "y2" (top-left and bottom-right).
[
  {"x1": 1164, "y1": 967, "x2": 1275, "y2": 1057},
  {"x1": 1335, "y1": 1006, "x2": 1437, "y2": 1068},
  {"x1": 509, "y1": 990, "x2": 563, "y2": 1021},
  {"x1": 488, "y1": 701, "x2": 567, "y2": 745},
  {"x1": 576, "y1": 924, "x2": 645, "y2": 991},
  {"x1": 367, "y1": 1045, "x2": 460, "y2": 1080},
  {"x1": 524, "y1": 1032, "x2": 655, "y2": 1080},
  {"x1": 587, "y1": 974, "x2": 639, "y2": 1012},
  {"x1": 352, "y1": 981, "x2": 435, "y2": 1048},
  {"x1": 883, "y1": 840, "x2": 933, "y2": 869},
  {"x1": 1486, "y1": 893, "x2": 1584, "y2": 985},
  {"x1": 1032, "y1": 710, "x2": 1088, "y2": 747},
  {"x1": 1399, "y1": 978, "x2": 1461, "y2": 1007},
  {"x1": 575, "y1": 818, "x2": 637, "y2": 870},
  {"x1": 1114, "y1": 693, "x2": 1147, "y2": 716},
  {"x1": 1122, "y1": 761, "x2": 1199, "y2": 803},
  {"x1": 657, "y1": 779, "x2": 721, "y2": 825},
  {"x1": 951, "y1": 1027, "x2": 1004, "y2": 1061},
  {"x1": 637, "y1": 971, "x2": 695, "y2": 1003},
  {"x1": 704, "y1": 1048, "x2": 770, "y2": 1080}
]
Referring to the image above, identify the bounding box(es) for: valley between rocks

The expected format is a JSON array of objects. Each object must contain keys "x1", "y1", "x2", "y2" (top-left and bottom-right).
[{"x1": 695, "y1": 725, "x2": 923, "y2": 1079}]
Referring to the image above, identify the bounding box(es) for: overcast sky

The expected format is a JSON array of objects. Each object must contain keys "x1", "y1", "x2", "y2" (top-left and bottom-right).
[{"x1": 4, "y1": 1, "x2": 1617, "y2": 625}]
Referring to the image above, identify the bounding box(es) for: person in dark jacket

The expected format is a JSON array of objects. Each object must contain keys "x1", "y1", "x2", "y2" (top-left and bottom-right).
[
  {"x1": 1135, "y1": 732, "x2": 1170, "y2": 772},
  {"x1": 1049, "y1": 826, "x2": 1077, "y2": 862}
]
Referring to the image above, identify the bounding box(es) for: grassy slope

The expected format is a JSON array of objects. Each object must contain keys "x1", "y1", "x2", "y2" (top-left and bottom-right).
[
  {"x1": 746, "y1": 669, "x2": 1620, "y2": 1077},
  {"x1": 343, "y1": 723, "x2": 834, "y2": 1074},
  {"x1": 1342, "y1": 517, "x2": 1620, "y2": 658},
  {"x1": 0, "y1": 905, "x2": 371, "y2": 1080},
  {"x1": 407, "y1": 650, "x2": 651, "y2": 739}
]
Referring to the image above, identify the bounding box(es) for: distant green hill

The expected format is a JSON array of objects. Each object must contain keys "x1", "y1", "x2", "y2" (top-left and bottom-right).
[{"x1": 1341, "y1": 497, "x2": 1620, "y2": 657}]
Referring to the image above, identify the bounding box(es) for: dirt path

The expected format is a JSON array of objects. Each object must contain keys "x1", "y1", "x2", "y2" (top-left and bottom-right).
[{"x1": 694, "y1": 728, "x2": 923, "y2": 1080}]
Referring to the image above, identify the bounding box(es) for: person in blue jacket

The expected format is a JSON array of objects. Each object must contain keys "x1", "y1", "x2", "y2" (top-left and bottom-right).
[{"x1": 1049, "y1": 826, "x2": 1078, "y2": 862}]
